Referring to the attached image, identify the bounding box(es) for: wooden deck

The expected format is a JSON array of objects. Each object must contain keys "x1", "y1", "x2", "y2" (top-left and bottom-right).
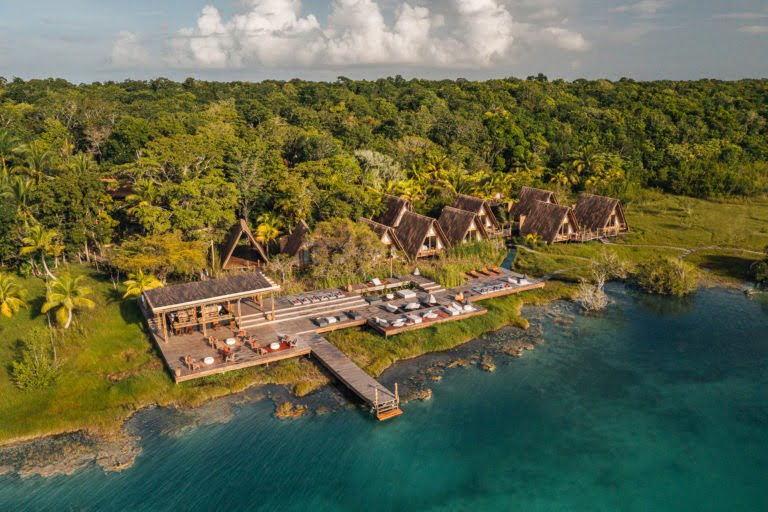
[
  {"x1": 306, "y1": 334, "x2": 401, "y2": 420},
  {"x1": 143, "y1": 267, "x2": 543, "y2": 419}
]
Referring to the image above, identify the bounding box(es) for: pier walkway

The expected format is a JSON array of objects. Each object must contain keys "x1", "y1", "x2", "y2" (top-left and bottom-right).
[{"x1": 306, "y1": 333, "x2": 402, "y2": 420}]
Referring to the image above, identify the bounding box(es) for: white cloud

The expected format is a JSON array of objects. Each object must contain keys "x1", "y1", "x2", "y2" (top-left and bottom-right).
[
  {"x1": 611, "y1": 1, "x2": 670, "y2": 19},
  {"x1": 542, "y1": 27, "x2": 590, "y2": 51},
  {"x1": 714, "y1": 12, "x2": 768, "y2": 20},
  {"x1": 112, "y1": 0, "x2": 590, "y2": 70},
  {"x1": 111, "y1": 31, "x2": 153, "y2": 67},
  {"x1": 738, "y1": 25, "x2": 768, "y2": 34}
]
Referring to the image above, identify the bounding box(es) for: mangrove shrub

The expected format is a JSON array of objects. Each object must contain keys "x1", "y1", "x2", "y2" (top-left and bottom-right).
[{"x1": 633, "y1": 257, "x2": 698, "y2": 296}]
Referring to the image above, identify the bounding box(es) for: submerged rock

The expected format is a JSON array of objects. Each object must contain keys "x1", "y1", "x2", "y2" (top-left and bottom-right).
[
  {"x1": 0, "y1": 431, "x2": 142, "y2": 478},
  {"x1": 403, "y1": 388, "x2": 432, "y2": 402},
  {"x1": 481, "y1": 355, "x2": 496, "y2": 372},
  {"x1": 274, "y1": 402, "x2": 308, "y2": 419}
]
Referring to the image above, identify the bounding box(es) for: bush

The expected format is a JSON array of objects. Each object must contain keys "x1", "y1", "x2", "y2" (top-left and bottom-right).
[
  {"x1": 632, "y1": 257, "x2": 698, "y2": 296},
  {"x1": 11, "y1": 327, "x2": 58, "y2": 391}
]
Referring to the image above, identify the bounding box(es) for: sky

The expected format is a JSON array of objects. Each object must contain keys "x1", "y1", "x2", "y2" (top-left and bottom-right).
[{"x1": 0, "y1": 0, "x2": 767, "y2": 83}]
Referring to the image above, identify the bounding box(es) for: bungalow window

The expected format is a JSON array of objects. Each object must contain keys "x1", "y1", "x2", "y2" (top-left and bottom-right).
[
  {"x1": 559, "y1": 220, "x2": 570, "y2": 236},
  {"x1": 423, "y1": 235, "x2": 438, "y2": 251},
  {"x1": 610, "y1": 213, "x2": 617, "y2": 226},
  {"x1": 299, "y1": 248, "x2": 312, "y2": 266},
  {"x1": 465, "y1": 229, "x2": 479, "y2": 243}
]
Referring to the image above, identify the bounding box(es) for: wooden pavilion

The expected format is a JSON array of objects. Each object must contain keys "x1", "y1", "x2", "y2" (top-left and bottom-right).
[
  {"x1": 375, "y1": 194, "x2": 414, "y2": 228},
  {"x1": 511, "y1": 186, "x2": 559, "y2": 221},
  {"x1": 359, "y1": 217, "x2": 404, "y2": 253},
  {"x1": 573, "y1": 193, "x2": 628, "y2": 240},
  {"x1": 520, "y1": 201, "x2": 580, "y2": 244},
  {"x1": 437, "y1": 206, "x2": 489, "y2": 246},
  {"x1": 279, "y1": 220, "x2": 313, "y2": 268},
  {"x1": 141, "y1": 272, "x2": 280, "y2": 343},
  {"x1": 220, "y1": 219, "x2": 269, "y2": 271},
  {"x1": 451, "y1": 194, "x2": 500, "y2": 234},
  {"x1": 394, "y1": 211, "x2": 449, "y2": 260}
]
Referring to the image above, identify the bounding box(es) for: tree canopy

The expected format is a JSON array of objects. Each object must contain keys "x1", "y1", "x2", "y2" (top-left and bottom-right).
[{"x1": 0, "y1": 76, "x2": 766, "y2": 275}]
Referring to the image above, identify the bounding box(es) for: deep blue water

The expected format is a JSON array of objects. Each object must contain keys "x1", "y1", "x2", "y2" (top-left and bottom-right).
[{"x1": 1, "y1": 287, "x2": 767, "y2": 511}]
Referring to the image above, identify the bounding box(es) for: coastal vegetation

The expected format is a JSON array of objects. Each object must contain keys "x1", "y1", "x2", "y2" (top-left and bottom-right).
[
  {"x1": 632, "y1": 258, "x2": 699, "y2": 297},
  {"x1": 0, "y1": 76, "x2": 767, "y2": 443}
]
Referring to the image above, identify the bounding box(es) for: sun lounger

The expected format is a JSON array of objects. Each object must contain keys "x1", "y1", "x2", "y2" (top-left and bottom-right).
[{"x1": 384, "y1": 303, "x2": 399, "y2": 313}]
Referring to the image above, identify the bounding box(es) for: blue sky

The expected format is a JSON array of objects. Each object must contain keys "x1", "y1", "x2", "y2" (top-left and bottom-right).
[{"x1": 1, "y1": 0, "x2": 767, "y2": 82}]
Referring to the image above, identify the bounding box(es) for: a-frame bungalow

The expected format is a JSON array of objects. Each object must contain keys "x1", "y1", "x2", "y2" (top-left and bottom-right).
[
  {"x1": 279, "y1": 220, "x2": 313, "y2": 268},
  {"x1": 511, "y1": 186, "x2": 559, "y2": 221},
  {"x1": 573, "y1": 193, "x2": 629, "y2": 240},
  {"x1": 359, "y1": 217, "x2": 404, "y2": 253},
  {"x1": 220, "y1": 219, "x2": 270, "y2": 271},
  {"x1": 520, "y1": 201, "x2": 580, "y2": 244},
  {"x1": 394, "y1": 211, "x2": 449, "y2": 260},
  {"x1": 437, "y1": 206, "x2": 489, "y2": 246},
  {"x1": 451, "y1": 194, "x2": 501, "y2": 234},
  {"x1": 375, "y1": 194, "x2": 414, "y2": 228}
]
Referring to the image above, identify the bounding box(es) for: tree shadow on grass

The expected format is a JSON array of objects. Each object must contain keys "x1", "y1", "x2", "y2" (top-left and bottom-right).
[
  {"x1": 693, "y1": 254, "x2": 758, "y2": 281},
  {"x1": 103, "y1": 286, "x2": 143, "y2": 326}
]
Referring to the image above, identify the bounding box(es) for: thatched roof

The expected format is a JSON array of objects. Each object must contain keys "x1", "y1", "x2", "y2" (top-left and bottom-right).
[
  {"x1": 573, "y1": 193, "x2": 627, "y2": 232},
  {"x1": 358, "y1": 218, "x2": 404, "y2": 251},
  {"x1": 452, "y1": 194, "x2": 500, "y2": 229},
  {"x1": 394, "y1": 211, "x2": 448, "y2": 260},
  {"x1": 143, "y1": 272, "x2": 279, "y2": 314},
  {"x1": 511, "y1": 186, "x2": 558, "y2": 220},
  {"x1": 520, "y1": 201, "x2": 578, "y2": 244},
  {"x1": 437, "y1": 207, "x2": 487, "y2": 245},
  {"x1": 374, "y1": 194, "x2": 413, "y2": 227},
  {"x1": 280, "y1": 220, "x2": 311, "y2": 257},
  {"x1": 220, "y1": 219, "x2": 269, "y2": 270}
]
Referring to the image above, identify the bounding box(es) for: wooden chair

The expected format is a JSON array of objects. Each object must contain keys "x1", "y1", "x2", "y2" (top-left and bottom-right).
[{"x1": 225, "y1": 353, "x2": 236, "y2": 363}]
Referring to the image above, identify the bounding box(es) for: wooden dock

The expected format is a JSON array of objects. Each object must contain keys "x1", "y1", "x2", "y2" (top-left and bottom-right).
[
  {"x1": 306, "y1": 333, "x2": 402, "y2": 420},
  {"x1": 143, "y1": 267, "x2": 544, "y2": 420}
]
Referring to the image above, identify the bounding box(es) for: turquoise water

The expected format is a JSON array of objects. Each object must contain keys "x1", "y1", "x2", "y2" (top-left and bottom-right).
[{"x1": 1, "y1": 287, "x2": 767, "y2": 511}]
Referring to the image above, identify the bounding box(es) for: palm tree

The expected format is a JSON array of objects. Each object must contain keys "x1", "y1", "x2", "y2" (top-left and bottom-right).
[
  {"x1": 0, "y1": 272, "x2": 28, "y2": 318},
  {"x1": 123, "y1": 270, "x2": 163, "y2": 298},
  {"x1": 125, "y1": 178, "x2": 159, "y2": 210},
  {"x1": 569, "y1": 144, "x2": 605, "y2": 183},
  {"x1": 68, "y1": 153, "x2": 94, "y2": 175},
  {"x1": 255, "y1": 222, "x2": 280, "y2": 256},
  {"x1": 1, "y1": 175, "x2": 35, "y2": 224},
  {"x1": 20, "y1": 224, "x2": 63, "y2": 280},
  {"x1": 0, "y1": 129, "x2": 21, "y2": 169},
  {"x1": 256, "y1": 212, "x2": 285, "y2": 232},
  {"x1": 18, "y1": 141, "x2": 52, "y2": 184},
  {"x1": 41, "y1": 272, "x2": 95, "y2": 329}
]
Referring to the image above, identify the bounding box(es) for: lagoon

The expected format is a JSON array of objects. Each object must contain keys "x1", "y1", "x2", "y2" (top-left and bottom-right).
[{"x1": 1, "y1": 286, "x2": 767, "y2": 511}]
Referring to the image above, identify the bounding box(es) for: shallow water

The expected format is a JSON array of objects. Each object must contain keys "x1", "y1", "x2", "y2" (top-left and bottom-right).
[{"x1": 1, "y1": 287, "x2": 767, "y2": 511}]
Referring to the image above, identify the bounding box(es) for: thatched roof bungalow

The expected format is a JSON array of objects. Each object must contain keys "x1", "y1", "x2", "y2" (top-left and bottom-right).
[
  {"x1": 359, "y1": 218, "x2": 404, "y2": 253},
  {"x1": 573, "y1": 193, "x2": 628, "y2": 238},
  {"x1": 520, "y1": 201, "x2": 579, "y2": 244},
  {"x1": 437, "y1": 207, "x2": 488, "y2": 246},
  {"x1": 279, "y1": 220, "x2": 313, "y2": 267},
  {"x1": 394, "y1": 211, "x2": 449, "y2": 260},
  {"x1": 511, "y1": 186, "x2": 559, "y2": 221},
  {"x1": 375, "y1": 194, "x2": 413, "y2": 228},
  {"x1": 451, "y1": 194, "x2": 500, "y2": 232},
  {"x1": 220, "y1": 219, "x2": 269, "y2": 271}
]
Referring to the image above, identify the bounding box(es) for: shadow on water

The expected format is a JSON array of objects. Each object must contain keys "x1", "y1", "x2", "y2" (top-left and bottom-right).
[{"x1": 630, "y1": 290, "x2": 697, "y2": 317}]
